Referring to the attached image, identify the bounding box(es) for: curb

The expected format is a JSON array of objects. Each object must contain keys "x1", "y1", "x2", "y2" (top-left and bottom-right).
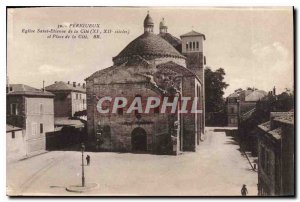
[{"x1": 66, "y1": 183, "x2": 99, "y2": 193}]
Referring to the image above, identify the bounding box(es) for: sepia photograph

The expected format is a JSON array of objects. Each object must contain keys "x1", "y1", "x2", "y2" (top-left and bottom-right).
[{"x1": 6, "y1": 6, "x2": 294, "y2": 196}]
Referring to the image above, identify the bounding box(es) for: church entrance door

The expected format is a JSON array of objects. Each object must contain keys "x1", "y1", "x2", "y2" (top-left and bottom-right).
[{"x1": 131, "y1": 127, "x2": 147, "y2": 152}]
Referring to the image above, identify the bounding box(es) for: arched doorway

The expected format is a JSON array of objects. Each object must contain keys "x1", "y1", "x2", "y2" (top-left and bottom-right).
[{"x1": 131, "y1": 127, "x2": 147, "y2": 152}]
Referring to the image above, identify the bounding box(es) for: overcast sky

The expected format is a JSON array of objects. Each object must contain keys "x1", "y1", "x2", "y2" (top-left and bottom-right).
[{"x1": 7, "y1": 7, "x2": 293, "y2": 96}]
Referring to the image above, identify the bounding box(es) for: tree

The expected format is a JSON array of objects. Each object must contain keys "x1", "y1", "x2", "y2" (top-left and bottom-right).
[{"x1": 205, "y1": 67, "x2": 229, "y2": 113}]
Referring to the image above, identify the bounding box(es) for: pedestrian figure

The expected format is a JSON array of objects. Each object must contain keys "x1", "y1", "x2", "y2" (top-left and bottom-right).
[
  {"x1": 241, "y1": 184, "x2": 248, "y2": 196},
  {"x1": 86, "y1": 155, "x2": 90, "y2": 166}
]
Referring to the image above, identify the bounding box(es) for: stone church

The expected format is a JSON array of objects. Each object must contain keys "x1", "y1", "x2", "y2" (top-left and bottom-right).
[{"x1": 86, "y1": 13, "x2": 206, "y2": 155}]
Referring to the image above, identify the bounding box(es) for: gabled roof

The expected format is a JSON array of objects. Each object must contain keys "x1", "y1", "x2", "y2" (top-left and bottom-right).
[
  {"x1": 7, "y1": 84, "x2": 54, "y2": 97},
  {"x1": 180, "y1": 30, "x2": 206, "y2": 40},
  {"x1": 45, "y1": 81, "x2": 86, "y2": 93}
]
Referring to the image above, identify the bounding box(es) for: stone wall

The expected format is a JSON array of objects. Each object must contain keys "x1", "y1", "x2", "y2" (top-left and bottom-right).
[
  {"x1": 258, "y1": 136, "x2": 276, "y2": 195},
  {"x1": 6, "y1": 129, "x2": 26, "y2": 162},
  {"x1": 181, "y1": 77, "x2": 203, "y2": 151},
  {"x1": 87, "y1": 81, "x2": 174, "y2": 154}
]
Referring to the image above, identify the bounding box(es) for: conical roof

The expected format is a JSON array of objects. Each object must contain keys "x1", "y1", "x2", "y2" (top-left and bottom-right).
[{"x1": 144, "y1": 13, "x2": 154, "y2": 27}]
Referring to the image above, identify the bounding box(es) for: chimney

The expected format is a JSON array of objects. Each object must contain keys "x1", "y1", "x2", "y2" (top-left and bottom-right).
[
  {"x1": 83, "y1": 83, "x2": 86, "y2": 89},
  {"x1": 67, "y1": 81, "x2": 70, "y2": 84},
  {"x1": 73, "y1": 82, "x2": 76, "y2": 87},
  {"x1": 273, "y1": 86, "x2": 276, "y2": 96}
]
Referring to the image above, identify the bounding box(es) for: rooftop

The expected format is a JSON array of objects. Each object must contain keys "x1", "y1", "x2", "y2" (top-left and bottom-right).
[
  {"x1": 54, "y1": 117, "x2": 85, "y2": 128},
  {"x1": 158, "y1": 32, "x2": 182, "y2": 52},
  {"x1": 273, "y1": 112, "x2": 294, "y2": 125},
  {"x1": 157, "y1": 61, "x2": 200, "y2": 82},
  {"x1": 258, "y1": 121, "x2": 271, "y2": 132},
  {"x1": 180, "y1": 30, "x2": 206, "y2": 40},
  {"x1": 45, "y1": 81, "x2": 86, "y2": 93},
  {"x1": 7, "y1": 84, "x2": 54, "y2": 97},
  {"x1": 244, "y1": 90, "x2": 267, "y2": 102},
  {"x1": 6, "y1": 124, "x2": 22, "y2": 132},
  {"x1": 144, "y1": 13, "x2": 154, "y2": 27},
  {"x1": 227, "y1": 89, "x2": 267, "y2": 101},
  {"x1": 228, "y1": 91, "x2": 240, "y2": 98},
  {"x1": 113, "y1": 32, "x2": 185, "y2": 64},
  {"x1": 269, "y1": 127, "x2": 282, "y2": 140}
]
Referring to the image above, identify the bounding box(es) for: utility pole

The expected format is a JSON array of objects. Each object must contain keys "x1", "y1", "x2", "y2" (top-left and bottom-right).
[{"x1": 81, "y1": 142, "x2": 85, "y2": 187}]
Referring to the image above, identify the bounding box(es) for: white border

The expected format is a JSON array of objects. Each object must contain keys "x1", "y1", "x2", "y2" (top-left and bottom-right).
[{"x1": 0, "y1": 1, "x2": 297, "y2": 202}]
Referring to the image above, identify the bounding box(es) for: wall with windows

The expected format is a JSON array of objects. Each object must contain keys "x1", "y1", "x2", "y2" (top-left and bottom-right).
[
  {"x1": 181, "y1": 35, "x2": 204, "y2": 54},
  {"x1": 71, "y1": 91, "x2": 87, "y2": 117},
  {"x1": 25, "y1": 97, "x2": 54, "y2": 155}
]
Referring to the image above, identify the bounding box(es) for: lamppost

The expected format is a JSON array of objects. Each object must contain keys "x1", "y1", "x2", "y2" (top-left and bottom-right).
[{"x1": 81, "y1": 142, "x2": 85, "y2": 187}]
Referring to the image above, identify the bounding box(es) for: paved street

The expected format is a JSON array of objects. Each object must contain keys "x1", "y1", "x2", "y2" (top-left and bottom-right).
[{"x1": 7, "y1": 127, "x2": 257, "y2": 196}]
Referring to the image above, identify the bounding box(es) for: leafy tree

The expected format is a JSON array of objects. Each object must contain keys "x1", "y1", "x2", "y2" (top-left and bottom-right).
[
  {"x1": 204, "y1": 67, "x2": 229, "y2": 126},
  {"x1": 205, "y1": 67, "x2": 229, "y2": 113}
]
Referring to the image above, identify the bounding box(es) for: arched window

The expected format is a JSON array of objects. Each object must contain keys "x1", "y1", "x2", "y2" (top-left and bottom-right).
[
  {"x1": 189, "y1": 42, "x2": 192, "y2": 50},
  {"x1": 193, "y1": 42, "x2": 195, "y2": 50},
  {"x1": 186, "y1": 43, "x2": 189, "y2": 51},
  {"x1": 196, "y1": 41, "x2": 199, "y2": 50}
]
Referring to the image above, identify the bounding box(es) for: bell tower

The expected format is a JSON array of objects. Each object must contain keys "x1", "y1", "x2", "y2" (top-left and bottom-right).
[
  {"x1": 180, "y1": 30, "x2": 206, "y2": 138},
  {"x1": 180, "y1": 31, "x2": 206, "y2": 83}
]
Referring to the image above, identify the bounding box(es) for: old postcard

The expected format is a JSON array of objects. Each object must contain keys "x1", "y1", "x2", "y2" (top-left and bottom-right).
[{"x1": 6, "y1": 7, "x2": 294, "y2": 196}]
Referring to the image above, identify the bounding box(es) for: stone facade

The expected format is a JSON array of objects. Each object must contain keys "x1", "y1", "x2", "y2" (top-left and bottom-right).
[{"x1": 86, "y1": 13, "x2": 205, "y2": 155}]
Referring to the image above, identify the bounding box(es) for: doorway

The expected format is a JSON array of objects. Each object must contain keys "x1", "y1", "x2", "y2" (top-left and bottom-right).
[{"x1": 131, "y1": 127, "x2": 147, "y2": 152}]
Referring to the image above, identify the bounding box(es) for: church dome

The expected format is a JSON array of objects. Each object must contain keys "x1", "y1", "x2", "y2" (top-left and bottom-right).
[{"x1": 113, "y1": 32, "x2": 185, "y2": 65}]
